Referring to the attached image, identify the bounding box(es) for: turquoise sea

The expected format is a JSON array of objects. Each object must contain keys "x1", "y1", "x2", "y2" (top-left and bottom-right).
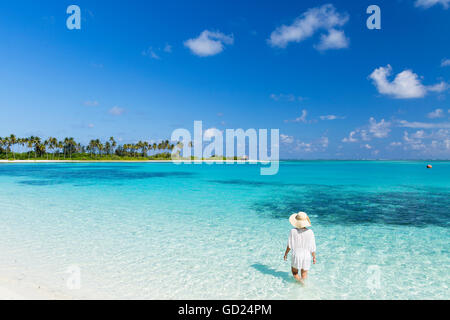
[{"x1": 0, "y1": 161, "x2": 448, "y2": 299}]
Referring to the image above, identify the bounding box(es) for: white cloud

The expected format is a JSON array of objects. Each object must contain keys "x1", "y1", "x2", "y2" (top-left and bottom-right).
[
  {"x1": 403, "y1": 131, "x2": 425, "y2": 150},
  {"x1": 397, "y1": 120, "x2": 450, "y2": 129},
  {"x1": 415, "y1": 0, "x2": 450, "y2": 9},
  {"x1": 441, "y1": 59, "x2": 450, "y2": 67},
  {"x1": 402, "y1": 129, "x2": 450, "y2": 153},
  {"x1": 342, "y1": 130, "x2": 358, "y2": 143},
  {"x1": 369, "y1": 117, "x2": 391, "y2": 138},
  {"x1": 369, "y1": 65, "x2": 447, "y2": 99},
  {"x1": 109, "y1": 106, "x2": 125, "y2": 116},
  {"x1": 285, "y1": 109, "x2": 309, "y2": 123},
  {"x1": 315, "y1": 29, "x2": 349, "y2": 51},
  {"x1": 427, "y1": 108, "x2": 444, "y2": 118},
  {"x1": 294, "y1": 109, "x2": 308, "y2": 123},
  {"x1": 295, "y1": 141, "x2": 313, "y2": 152},
  {"x1": 390, "y1": 142, "x2": 402, "y2": 147},
  {"x1": 164, "y1": 44, "x2": 172, "y2": 53},
  {"x1": 143, "y1": 44, "x2": 173, "y2": 59},
  {"x1": 88, "y1": 123, "x2": 95, "y2": 128},
  {"x1": 412, "y1": 130, "x2": 426, "y2": 139},
  {"x1": 342, "y1": 118, "x2": 390, "y2": 143},
  {"x1": 360, "y1": 130, "x2": 370, "y2": 141},
  {"x1": 267, "y1": 4, "x2": 349, "y2": 50},
  {"x1": 289, "y1": 136, "x2": 329, "y2": 153},
  {"x1": 320, "y1": 136, "x2": 329, "y2": 148},
  {"x1": 84, "y1": 100, "x2": 99, "y2": 107},
  {"x1": 184, "y1": 30, "x2": 234, "y2": 57},
  {"x1": 84, "y1": 100, "x2": 98, "y2": 107},
  {"x1": 142, "y1": 47, "x2": 160, "y2": 60},
  {"x1": 270, "y1": 93, "x2": 304, "y2": 102},
  {"x1": 363, "y1": 144, "x2": 372, "y2": 149},
  {"x1": 280, "y1": 134, "x2": 294, "y2": 144},
  {"x1": 320, "y1": 114, "x2": 345, "y2": 120},
  {"x1": 428, "y1": 82, "x2": 448, "y2": 92}
]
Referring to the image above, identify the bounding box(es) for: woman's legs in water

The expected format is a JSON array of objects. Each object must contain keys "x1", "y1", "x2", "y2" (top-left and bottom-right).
[
  {"x1": 291, "y1": 267, "x2": 302, "y2": 283},
  {"x1": 301, "y1": 269, "x2": 308, "y2": 281}
]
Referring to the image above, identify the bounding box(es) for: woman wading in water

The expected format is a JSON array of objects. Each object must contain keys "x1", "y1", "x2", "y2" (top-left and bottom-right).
[{"x1": 283, "y1": 212, "x2": 316, "y2": 284}]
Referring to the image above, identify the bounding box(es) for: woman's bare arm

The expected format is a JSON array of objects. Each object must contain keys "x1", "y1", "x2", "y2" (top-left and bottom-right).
[
  {"x1": 312, "y1": 252, "x2": 317, "y2": 264},
  {"x1": 283, "y1": 246, "x2": 290, "y2": 261}
]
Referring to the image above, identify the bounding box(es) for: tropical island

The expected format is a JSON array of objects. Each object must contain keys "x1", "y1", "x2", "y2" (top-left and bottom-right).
[
  {"x1": 0, "y1": 134, "x2": 177, "y2": 161},
  {"x1": 0, "y1": 134, "x2": 246, "y2": 161}
]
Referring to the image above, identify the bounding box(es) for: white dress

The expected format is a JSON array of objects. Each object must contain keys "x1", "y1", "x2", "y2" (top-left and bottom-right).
[{"x1": 288, "y1": 228, "x2": 316, "y2": 271}]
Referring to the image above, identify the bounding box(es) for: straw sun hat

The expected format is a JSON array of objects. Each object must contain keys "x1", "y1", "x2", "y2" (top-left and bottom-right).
[{"x1": 289, "y1": 211, "x2": 311, "y2": 229}]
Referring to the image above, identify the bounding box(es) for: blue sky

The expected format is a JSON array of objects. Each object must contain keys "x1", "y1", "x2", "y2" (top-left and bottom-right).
[{"x1": 0, "y1": 0, "x2": 449, "y2": 159}]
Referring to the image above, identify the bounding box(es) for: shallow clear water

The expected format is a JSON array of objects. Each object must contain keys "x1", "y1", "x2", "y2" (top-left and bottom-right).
[{"x1": 0, "y1": 161, "x2": 448, "y2": 299}]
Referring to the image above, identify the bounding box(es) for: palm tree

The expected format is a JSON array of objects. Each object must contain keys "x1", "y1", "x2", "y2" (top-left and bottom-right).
[
  {"x1": 4, "y1": 136, "x2": 10, "y2": 160},
  {"x1": 105, "y1": 141, "x2": 111, "y2": 156},
  {"x1": 126, "y1": 144, "x2": 132, "y2": 157},
  {"x1": 46, "y1": 138, "x2": 53, "y2": 159},
  {"x1": 0, "y1": 137, "x2": 6, "y2": 159},
  {"x1": 68, "y1": 137, "x2": 76, "y2": 159},
  {"x1": 49, "y1": 137, "x2": 58, "y2": 159},
  {"x1": 9, "y1": 134, "x2": 17, "y2": 160},
  {"x1": 44, "y1": 139, "x2": 50, "y2": 160},
  {"x1": 57, "y1": 141, "x2": 63, "y2": 159},
  {"x1": 63, "y1": 138, "x2": 69, "y2": 159},
  {"x1": 97, "y1": 139, "x2": 104, "y2": 157},
  {"x1": 88, "y1": 140, "x2": 96, "y2": 157},
  {"x1": 144, "y1": 141, "x2": 150, "y2": 157},
  {"x1": 62, "y1": 137, "x2": 75, "y2": 159},
  {"x1": 26, "y1": 137, "x2": 34, "y2": 160},
  {"x1": 137, "y1": 141, "x2": 147, "y2": 157},
  {"x1": 19, "y1": 138, "x2": 27, "y2": 159},
  {"x1": 33, "y1": 137, "x2": 42, "y2": 158},
  {"x1": 109, "y1": 137, "x2": 116, "y2": 155}
]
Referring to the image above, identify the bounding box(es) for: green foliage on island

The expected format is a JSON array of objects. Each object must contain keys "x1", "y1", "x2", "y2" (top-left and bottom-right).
[{"x1": 0, "y1": 134, "x2": 175, "y2": 161}]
